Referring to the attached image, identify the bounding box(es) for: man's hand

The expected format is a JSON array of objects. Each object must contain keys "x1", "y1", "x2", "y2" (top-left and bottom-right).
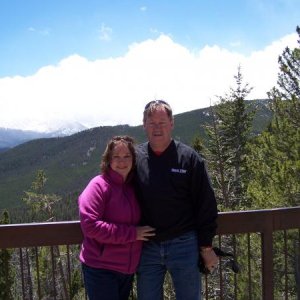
[{"x1": 200, "y1": 247, "x2": 219, "y2": 273}]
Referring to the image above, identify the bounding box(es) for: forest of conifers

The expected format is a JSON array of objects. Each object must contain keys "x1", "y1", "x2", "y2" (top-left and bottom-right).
[{"x1": 0, "y1": 26, "x2": 299, "y2": 299}]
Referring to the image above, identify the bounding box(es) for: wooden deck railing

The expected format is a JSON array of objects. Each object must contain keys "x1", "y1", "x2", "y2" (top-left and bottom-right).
[{"x1": 1, "y1": 206, "x2": 300, "y2": 299}]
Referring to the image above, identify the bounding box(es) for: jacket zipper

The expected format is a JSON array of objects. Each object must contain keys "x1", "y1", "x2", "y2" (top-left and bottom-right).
[{"x1": 124, "y1": 185, "x2": 134, "y2": 273}]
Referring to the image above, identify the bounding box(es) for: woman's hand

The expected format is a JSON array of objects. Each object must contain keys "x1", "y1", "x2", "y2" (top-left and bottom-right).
[
  {"x1": 136, "y1": 226, "x2": 156, "y2": 241},
  {"x1": 200, "y1": 247, "x2": 219, "y2": 273}
]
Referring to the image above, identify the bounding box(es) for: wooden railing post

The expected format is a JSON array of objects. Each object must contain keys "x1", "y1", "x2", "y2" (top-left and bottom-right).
[
  {"x1": 261, "y1": 223, "x2": 274, "y2": 299},
  {"x1": 262, "y1": 230, "x2": 274, "y2": 300}
]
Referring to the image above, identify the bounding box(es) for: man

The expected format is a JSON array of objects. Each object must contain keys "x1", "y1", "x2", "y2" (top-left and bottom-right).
[{"x1": 135, "y1": 100, "x2": 219, "y2": 300}]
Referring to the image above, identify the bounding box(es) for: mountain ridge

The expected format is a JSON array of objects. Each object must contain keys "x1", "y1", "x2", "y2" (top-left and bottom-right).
[
  {"x1": 0, "y1": 99, "x2": 272, "y2": 210},
  {"x1": 0, "y1": 122, "x2": 87, "y2": 150}
]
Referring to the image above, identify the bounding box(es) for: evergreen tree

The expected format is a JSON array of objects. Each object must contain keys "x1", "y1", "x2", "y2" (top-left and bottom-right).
[
  {"x1": 203, "y1": 105, "x2": 231, "y2": 206},
  {"x1": 203, "y1": 66, "x2": 255, "y2": 209},
  {"x1": 246, "y1": 25, "x2": 300, "y2": 299},
  {"x1": 23, "y1": 169, "x2": 61, "y2": 221},
  {"x1": 198, "y1": 67, "x2": 256, "y2": 299},
  {"x1": 247, "y1": 26, "x2": 300, "y2": 209},
  {"x1": 0, "y1": 210, "x2": 14, "y2": 300},
  {"x1": 22, "y1": 170, "x2": 71, "y2": 299}
]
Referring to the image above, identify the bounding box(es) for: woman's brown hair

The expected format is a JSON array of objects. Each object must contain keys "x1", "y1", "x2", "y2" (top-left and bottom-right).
[{"x1": 100, "y1": 135, "x2": 136, "y2": 174}]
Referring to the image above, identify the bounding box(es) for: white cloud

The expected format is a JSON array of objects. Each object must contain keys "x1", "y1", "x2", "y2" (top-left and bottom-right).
[
  {"x1": 0, "y1": 32, "x2": 298, "y2": 132},
  {"x1": 99, "y1": 23, "x2": 112, "y2": 41},
  {"x1": 27, "y1": 26, "x2": 50, "y2": 36},
  {"x1": 229, "y1": 41, "x2": 242, "y2": 47},
  {"x1": 243, "y1": 33, "x2": 297, "y2": 99}
]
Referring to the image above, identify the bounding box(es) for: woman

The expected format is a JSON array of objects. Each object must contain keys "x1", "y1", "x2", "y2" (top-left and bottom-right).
[{"x1": 79, "y1": 135, "x2": 155, "y2": 300}]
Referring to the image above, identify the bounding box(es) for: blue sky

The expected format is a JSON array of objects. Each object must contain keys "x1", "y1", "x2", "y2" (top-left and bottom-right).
[{"x1": 0, "y1": 0, "x2": 299, "y2": 131}]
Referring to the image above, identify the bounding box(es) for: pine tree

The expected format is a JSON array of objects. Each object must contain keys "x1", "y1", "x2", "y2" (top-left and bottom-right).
[
  {"x1": 204, "y1": 66, "x2": 255, "y2": 209},
  {"x1": 22, "y1": 170, "x2": 72, "y2": 299},
  {"x1": 198, "y1": 67, "x2": 257, "y2": 299},
  {"x1": 246, "y1": 25, "x2": 300, "y2": 299},
  {"x1": 23, "y1": 169, "x2": 61, "y2": 222},
  {"x1": 247, "y1": 26, "x2": 300, "y2": 209},
  {"x1": 203, "y1": 105, "x2": 231, "y2": 206}
]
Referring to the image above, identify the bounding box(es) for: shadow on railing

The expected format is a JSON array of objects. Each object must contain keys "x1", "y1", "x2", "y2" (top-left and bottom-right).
[{"x1": 1, "y1": 206, "x2": 300, "y2": 299}]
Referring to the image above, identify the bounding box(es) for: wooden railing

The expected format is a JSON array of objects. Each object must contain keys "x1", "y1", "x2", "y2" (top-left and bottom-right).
[{"x1": 1, "y1": 206, "x2": 300, "y2": 299}]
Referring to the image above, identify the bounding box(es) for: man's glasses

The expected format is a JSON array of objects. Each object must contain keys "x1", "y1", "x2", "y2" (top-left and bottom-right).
[{"x1": 144, "y1": 100, "x2": 169, "y2": 110}]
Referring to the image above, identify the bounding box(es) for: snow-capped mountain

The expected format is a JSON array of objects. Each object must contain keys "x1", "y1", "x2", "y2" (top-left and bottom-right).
[
  {"x1": 0, "y1": 121, "x2": 88, "y2": 150},
  {"x1": 41, "y1": 121, "x2": 88, "y2": 136}
]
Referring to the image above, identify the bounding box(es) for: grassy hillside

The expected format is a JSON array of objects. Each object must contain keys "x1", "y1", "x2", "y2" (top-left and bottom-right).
[
  {"x1": 0, "y1": 100, "x2": 272, "y2": 210},
  {"x1": 0, "y1": 125, "x2": 144, "y2": 210}
]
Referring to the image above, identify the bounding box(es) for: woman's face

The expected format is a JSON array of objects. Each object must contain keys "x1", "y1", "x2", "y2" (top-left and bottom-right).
[{"x1": 110, "y1": 141, "x2": 133, "y2": 180}]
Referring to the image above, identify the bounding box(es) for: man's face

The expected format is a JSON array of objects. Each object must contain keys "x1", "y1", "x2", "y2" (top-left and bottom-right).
[{"x1": 143, "y1": 107, "x2": 174, "y2": 151}]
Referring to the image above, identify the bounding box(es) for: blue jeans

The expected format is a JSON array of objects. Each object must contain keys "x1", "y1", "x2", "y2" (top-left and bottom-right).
[
  {"x1": 82, "y1": 264, "x2": 134, "y2": 300},
  {"x1": 136, "y1": 231, "x2": 201, "y2": 300}
]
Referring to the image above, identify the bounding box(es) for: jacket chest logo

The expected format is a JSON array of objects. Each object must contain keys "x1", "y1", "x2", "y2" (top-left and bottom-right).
[{"x1": 171, "y1": 168, "x2": 187, "y2": 174}]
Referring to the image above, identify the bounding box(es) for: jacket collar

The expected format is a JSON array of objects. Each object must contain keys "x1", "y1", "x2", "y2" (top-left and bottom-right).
[{"x1": 103, "y1": 167, "x2": 132, "y2": 185}]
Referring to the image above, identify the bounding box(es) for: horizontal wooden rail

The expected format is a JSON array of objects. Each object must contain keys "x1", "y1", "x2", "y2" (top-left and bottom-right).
[
  {"x1": 216, "y1": 206, "x2": 300, "y2": 234},
  {"x1": 0, "y1": 206, "x2": 299, "y2": 300},
  {"x1": 0, "y1": 220, "x2": 82, "y2": 248},
  {"x1": 1, "y1": 207, "x2": 299, "y2": 249}
]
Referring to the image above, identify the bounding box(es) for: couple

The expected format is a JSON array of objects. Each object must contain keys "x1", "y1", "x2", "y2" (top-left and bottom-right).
[{"x1": 78, "y1": 100, "x2": 218, "y2": 300}]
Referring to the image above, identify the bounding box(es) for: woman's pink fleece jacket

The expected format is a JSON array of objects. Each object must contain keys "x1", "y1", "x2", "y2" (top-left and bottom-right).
[{"x1": 78, "y1": 168, "x2": 142, "y2": 274}]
